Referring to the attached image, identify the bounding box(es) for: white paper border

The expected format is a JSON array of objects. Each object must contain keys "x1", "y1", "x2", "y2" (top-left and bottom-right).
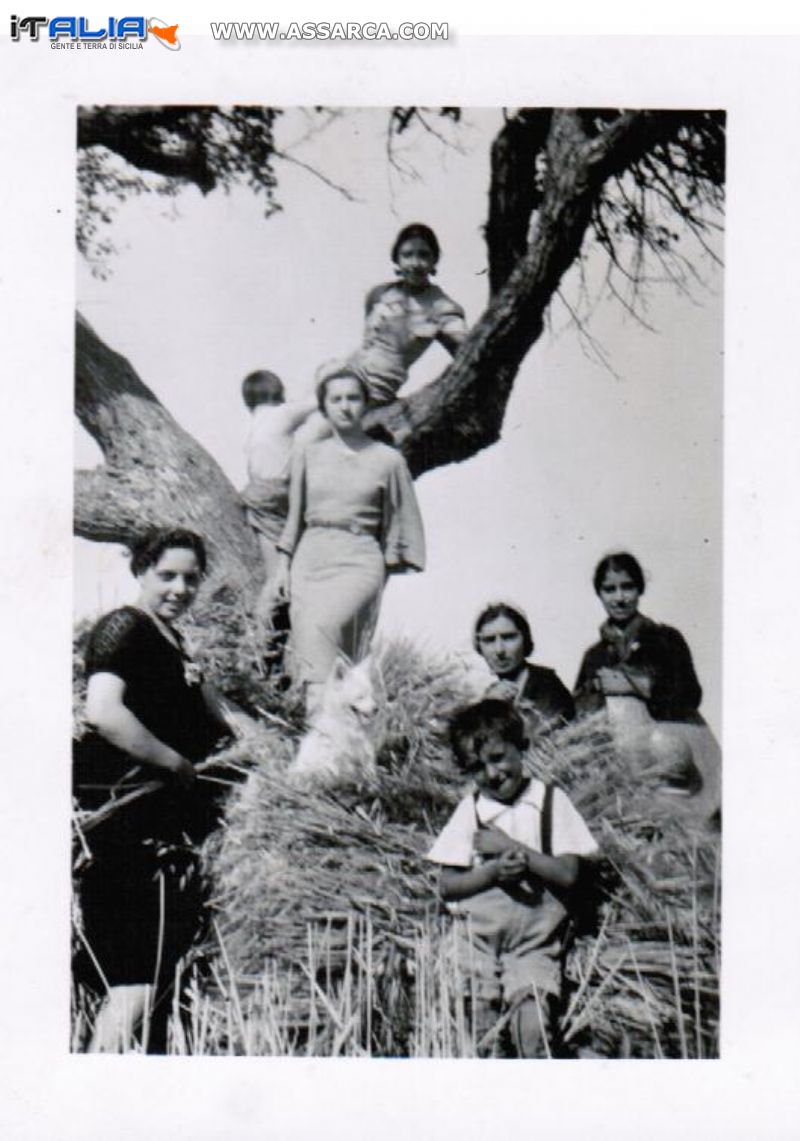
[{"x1": 2, "y1": 20, "x2": 799, "y2": 1140}]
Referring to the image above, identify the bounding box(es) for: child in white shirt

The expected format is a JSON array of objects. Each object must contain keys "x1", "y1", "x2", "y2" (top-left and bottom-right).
[
  {"x1": 239, "y1": 371, "x2": 316, "y2": 649},
  {"x1": 427, "y1": 698, "x2": 598, "y2": 1057}
]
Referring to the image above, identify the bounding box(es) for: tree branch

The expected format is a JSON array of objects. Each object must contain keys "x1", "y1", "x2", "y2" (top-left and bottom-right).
[
  {"x1": 75, "y1": 311, "x2": 165, "y2": 464},
  {"x1": 370, "y1": 109, "x2": 704, "y2": 477},
  {"x1": 486, "y1": 109, "x2": 552, "y2": 294},
  {"x1": 75, "y1": 313, "x2": 261, "y2": 585},
  {"x1": 74, "y1": 467, "x2": 149, "y2": 545},
  {"x1": 77, "y1": 107, "x2": 219, "y2": 192},
  {"x1": 273, "y1": 149, "x2": 360, "y2": 201}
]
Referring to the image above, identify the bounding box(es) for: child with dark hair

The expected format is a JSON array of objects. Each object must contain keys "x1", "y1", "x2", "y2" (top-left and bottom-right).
[
  {"x1": 239, "y1": 371, "x2": 317, "y2": 653},
  {"x1": 427, "y1": 699, "x2": 598, "y2": 1057},
  {"x1": 240, "y1": 370, "x2": 316, "y2": 579}
]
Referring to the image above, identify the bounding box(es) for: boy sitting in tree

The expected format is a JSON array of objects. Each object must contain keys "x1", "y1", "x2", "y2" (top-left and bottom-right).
[{"x1": 427, "y1": 699, "x2": 598, "y2": 1057}]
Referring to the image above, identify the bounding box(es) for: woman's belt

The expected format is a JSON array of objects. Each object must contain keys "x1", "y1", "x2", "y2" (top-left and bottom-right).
[{"x1": 305, "y1": 517, "x2": 378, "y2": 538}]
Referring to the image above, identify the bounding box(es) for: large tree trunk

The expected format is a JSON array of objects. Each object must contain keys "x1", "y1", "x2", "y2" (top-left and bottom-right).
[
  {"x1": 75, "y1": 312, "x2": 260, "y2": 590},
  {"x1": 75, "y1": 109, "x2": 684, "y2": 590}
]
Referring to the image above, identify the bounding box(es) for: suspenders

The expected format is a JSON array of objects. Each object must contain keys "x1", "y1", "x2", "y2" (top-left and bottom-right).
[
  {"x1": 540, "y1": 781, "x2": 554, "y2": 857},
  {"x1": 471, "y1": 782, "x2": 594, "y2": 944},
  {"x1": 472, "y1": 781, "x2": 554, "y2": 853}
]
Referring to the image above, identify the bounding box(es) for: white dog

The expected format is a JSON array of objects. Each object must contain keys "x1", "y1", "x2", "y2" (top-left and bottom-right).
[{"x1": 288, "y1": 656, "x2": 379, "y2": 790}]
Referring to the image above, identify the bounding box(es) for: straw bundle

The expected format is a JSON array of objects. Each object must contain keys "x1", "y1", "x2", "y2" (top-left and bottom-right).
[
  {"x1": 530, "y1": 715, "x2": 720, "y2": 1057},
  {"x1": 203, "y1": 638, "x2": 719, "y2": 1057},
  {"x1": 72, "y1": 609, "x2": 718, "y2": 1056},
  {"x1": 205, "y1": 640, "x2": 473, "y2": 977}
]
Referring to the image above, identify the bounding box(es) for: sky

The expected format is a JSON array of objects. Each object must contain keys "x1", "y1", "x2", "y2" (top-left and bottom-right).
[{"x1": 74, "y1": 106, "x2": 723, "y2": 732}]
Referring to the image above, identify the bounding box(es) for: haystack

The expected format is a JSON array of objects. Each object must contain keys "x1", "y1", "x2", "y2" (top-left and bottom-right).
[
  {"x1": 72, "y1": 613, "x2": 718, "y2": 1056},
  {"x1": 205, "y1": 640, "x2": 471, "y2": 972},
  {"x1": 202, "y1": 638, "x2": 720, "y2": 1058}
]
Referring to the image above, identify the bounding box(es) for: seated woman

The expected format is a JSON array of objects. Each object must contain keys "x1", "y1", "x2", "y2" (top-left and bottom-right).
[
  {"x1": 312, "y1": 222, "x2": 467, "y2": 417},
  {"x1": 268, "y1": 366, "x2": 425, "y2": 714},
  {"x1": 297, "y1": 222, "x2": 468, "y2": 453},
  {"x1": 573, "y1": 552, "x2": 702, "y2": 722},
  {"x1": 72, "y1": 528, "x2": 253, "y2": 1052},
  {"x1": 573, "y1": 552, "x2": 713, "y2": 804},
  {"x1": 474, "y1": 602, "x2": 575, "y2": 733}
]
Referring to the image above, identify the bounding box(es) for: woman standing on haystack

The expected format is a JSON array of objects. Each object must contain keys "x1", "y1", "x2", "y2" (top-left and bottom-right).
[
  {"x1": 268, "y1": 367, "x2": 425, "y2": 714},
  {"x1": 72, "y1": 528, "x2": 253, "y2": 1052}
]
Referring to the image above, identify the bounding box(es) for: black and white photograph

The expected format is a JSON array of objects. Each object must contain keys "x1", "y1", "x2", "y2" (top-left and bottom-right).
[
  {"x1": 72, "y1": 104, "x2": 723, "y2": 1058},
  {"x1": 3, "y1": 14, "x2": 800, "y2": 1140}
]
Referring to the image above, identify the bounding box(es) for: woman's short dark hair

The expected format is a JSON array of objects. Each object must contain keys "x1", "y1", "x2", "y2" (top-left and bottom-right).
[
  {"x1": 593, "y1": 552, "x2": 645, "y2": 595},
  {"x1": 241, "y1": 370, "x2": 285, "y2": 410},
  {"x1": 473, "y1": 602, "x2": 534, "y2": 658},
  {"x1": 391, "y1": 223, "x2": 440, "y2": 266},
  {"x1": 449, "y1": 699, "x2": 528, "y2": 770},
  {"x1": 129, "y1": 528, "x2": 208, "y2": 578},
  {"x1": 315, "y1": 365, "x2": 371, "y2": 415}
]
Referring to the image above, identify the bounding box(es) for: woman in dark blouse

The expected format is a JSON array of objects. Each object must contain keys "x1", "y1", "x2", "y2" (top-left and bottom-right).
[
  {"x1": 73, "y1": 528, "x2": 251, "y2": 1052},
  {"x1": 573, "y1": 552, "x2": 702, "y2": 722},
  {"x1": 474, "y1": 602, "x2": 575, "y2": 732}
]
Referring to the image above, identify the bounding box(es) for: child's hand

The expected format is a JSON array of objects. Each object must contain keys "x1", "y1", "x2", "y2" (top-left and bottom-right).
[
  {"x1": 492, "y1": 847, "x2": 528, "y2": 884},
  {"x1": 474, "y1": 824, "x2": 516, "y2": 857}
]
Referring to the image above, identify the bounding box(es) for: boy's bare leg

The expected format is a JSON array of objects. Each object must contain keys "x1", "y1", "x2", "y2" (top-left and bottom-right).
[
  {"x1": 471, "y1": 997, "x2": 503, "y2": 1058},
  {"x1": 509, "y1": 989, "x2": 553, "y2": 1058},
  {"x1": 89, "y1": 983, "x2": 152, "y2": 1053},
  {"x1": 255, "y1": 537, "x2": 285, "y2": 657}
]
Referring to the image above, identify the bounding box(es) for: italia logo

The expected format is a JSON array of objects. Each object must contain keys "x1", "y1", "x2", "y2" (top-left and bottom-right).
[
  {"x1": 147, "y1": 16, "x2": 179, "y2": 48},
  {"x1": 10, "y1": 15, "x2": 181, "y2": 48}
]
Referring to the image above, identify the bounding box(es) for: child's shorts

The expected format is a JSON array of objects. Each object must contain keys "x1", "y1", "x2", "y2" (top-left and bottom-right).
[
  {"x1": 453, "y1": 919, "x2": 562, "y2": 1002},
  {"x1": 449, "y1": 888, "x2": 568, "y2": 1002}
]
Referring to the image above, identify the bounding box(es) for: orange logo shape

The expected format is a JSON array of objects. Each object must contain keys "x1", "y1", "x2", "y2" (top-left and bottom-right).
[
  {"x1": 150, "y1": 22, "x2": 178, "y2": 44},
  {"x1": 147, "y1": 17, "x2": 181, "y2": 49}
]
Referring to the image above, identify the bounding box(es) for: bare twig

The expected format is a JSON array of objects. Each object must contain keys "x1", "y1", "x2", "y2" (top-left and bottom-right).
[
  {"x1": 554, "y1": 287, "x2": 624, "y2": 381},
  {"x1": 273, "y1": 148, "x2": 361, "y2": 202}
]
